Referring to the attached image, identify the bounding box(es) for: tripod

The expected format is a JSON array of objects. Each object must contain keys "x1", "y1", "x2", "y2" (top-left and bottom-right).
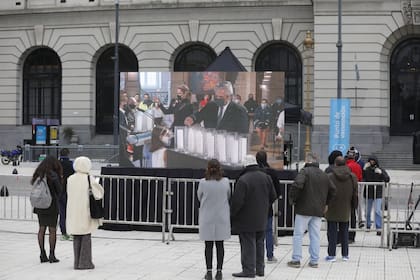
[{"x1": 406, "y1": 194, "x2": 420, "y2": 230}]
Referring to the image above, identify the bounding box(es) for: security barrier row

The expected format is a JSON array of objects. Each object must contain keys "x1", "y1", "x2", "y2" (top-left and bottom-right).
[{"x1": 1, "y1": 173, "x2": 417, "y2": 248}]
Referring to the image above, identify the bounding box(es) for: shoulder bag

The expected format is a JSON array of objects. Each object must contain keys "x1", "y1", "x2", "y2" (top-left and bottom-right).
[{"x1": 88, "y1": 175, "x2": 104, "y2": 219}]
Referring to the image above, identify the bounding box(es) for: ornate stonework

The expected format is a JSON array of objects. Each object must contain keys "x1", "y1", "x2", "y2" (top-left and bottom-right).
[{"x1": 402, "y1": 0, "x2": 420, "y2": 24}]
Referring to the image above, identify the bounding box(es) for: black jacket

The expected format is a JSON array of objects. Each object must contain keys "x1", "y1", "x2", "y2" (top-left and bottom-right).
[
  {"x1": 363, "y1": 156, "x2": 390, "y2": 199},
  {"x1": 289, "y1": 162, "x2": 336, "y2": 217},
  {"x1": 160, "y1": 98, "x2": 193, "y2": 128},
  {"x1": 192, "y1": 101, "x2": 249, "y2": 134},
  {"x1": 59, "y1": 157, "x2": 74, "y2": 195},
  {"x1": 231, "y1": 165, "x2": 277, "y2": 232}
]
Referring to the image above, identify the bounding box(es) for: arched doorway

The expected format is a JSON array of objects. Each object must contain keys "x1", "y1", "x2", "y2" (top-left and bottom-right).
[
  {"x1": 96, "y1": 45, "x2": 138, "y2": 134},
  {"x1": 254, "y1": 42, "x2": 302, "y2": 107},
  {"x1": 173, "y1": 43, "x2": 216, "y2": 71},
  {"x1": 390, "y1": 38, "x2": 420, "y2": 135},
  {"x1": 23, "y1": 48, "x2": 62, "y2": 124}
]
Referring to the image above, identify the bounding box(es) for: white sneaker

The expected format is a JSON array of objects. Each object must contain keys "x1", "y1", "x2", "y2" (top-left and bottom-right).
[{"x1": 342, "y1": 256, "x2": 349, "y2": 262}]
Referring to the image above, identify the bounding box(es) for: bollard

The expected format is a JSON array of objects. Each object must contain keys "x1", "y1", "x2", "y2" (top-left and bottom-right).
[{"x1": 0, "y1": 185, "x2": 9, "y2": 197}]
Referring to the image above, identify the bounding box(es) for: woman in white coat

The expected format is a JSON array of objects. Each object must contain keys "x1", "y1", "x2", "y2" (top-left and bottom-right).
[
  {"x1": 197, "y1": 159, "x2": 231, "y2": 280},
  {"x1": 66, "y1": 156, "x2": 104, "y2": 270}
]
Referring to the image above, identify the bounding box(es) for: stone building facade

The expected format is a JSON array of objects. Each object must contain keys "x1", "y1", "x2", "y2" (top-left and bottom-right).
[{"x1": 0, "y1": 0, "x2": 418, "y2": 162}]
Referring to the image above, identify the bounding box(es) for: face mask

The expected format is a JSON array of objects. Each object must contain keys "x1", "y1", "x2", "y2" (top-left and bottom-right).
[
  {"x1": 261, "y1": 104, "x2": 267, "y2": 109},
  {"x1": 214, "y1": 98, "x2": 225, "y2": 107},
  {"x1": 233, "y1": 99, "x2": 240, "y2": 104},
  {"x1": 276, "y1": 98, "x2": 282, "y2": 104},
  {"x1": 129, "y1": 104, "x2": 136, "y2": 109}
]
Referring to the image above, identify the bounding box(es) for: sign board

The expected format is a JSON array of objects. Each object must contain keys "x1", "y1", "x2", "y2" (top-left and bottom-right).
[
  {"x1": 329, "y1": 98, "x2": 350, "y2": 155},
  {"x1": 35, "y1": 125, "x2": 47, "y2": 145}
]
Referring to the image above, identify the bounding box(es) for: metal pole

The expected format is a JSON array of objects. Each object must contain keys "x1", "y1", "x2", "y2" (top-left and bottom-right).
[
  {"x1": 113, "y1": 0, "x2": 120, "y2": 145},
  {"x1": 337, "y1": 0, "x2": 342, "y2": 99}
]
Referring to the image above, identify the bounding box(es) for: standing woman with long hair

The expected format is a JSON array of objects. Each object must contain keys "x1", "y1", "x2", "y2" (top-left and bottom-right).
[
  {"x1": 197, "y1": 159, "x2": 231, "y2": 280},
  {"x1": 31, "y1": 155, "x2": 63, "y2": 263}
]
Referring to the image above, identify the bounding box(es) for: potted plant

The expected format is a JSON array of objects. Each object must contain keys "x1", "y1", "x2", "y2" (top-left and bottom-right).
[{"x1": 62, "y1": 127, "x2": 76, "y2": 144}]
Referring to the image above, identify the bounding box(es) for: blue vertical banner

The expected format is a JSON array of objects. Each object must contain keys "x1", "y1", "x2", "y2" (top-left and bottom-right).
[{"x1": 329, "y1": 98, "x2": 350, "y2": 155}]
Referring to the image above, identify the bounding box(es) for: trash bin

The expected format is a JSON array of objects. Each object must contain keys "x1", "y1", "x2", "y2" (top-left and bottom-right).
[{"x1": 413, "y1": 131, "x2": 420, "y2": 164}]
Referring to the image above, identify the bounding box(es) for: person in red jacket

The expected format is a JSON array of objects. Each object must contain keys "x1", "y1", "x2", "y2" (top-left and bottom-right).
[{"x1": 345, "y1": 150, "x2": 362, "y2": 243}]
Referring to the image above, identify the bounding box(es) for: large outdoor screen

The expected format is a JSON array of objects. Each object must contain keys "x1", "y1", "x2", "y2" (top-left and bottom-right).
[{"x1": 118, "y1": 71, "x2": 285, "y2": 169}]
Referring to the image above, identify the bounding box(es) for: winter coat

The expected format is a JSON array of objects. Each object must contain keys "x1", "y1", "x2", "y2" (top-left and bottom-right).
[
  {"x1": 33, "y1": 171, "x2": 63, "y2": 216},
  {"x1": 159, "y1": 98, "x2": 193, "y2": 128},
  {"x1": 254, "y1": 106, "x2": 272, "y2": 129},
  {"x1": 66, "y1": 157, "x2": 104, "y2": 235},
  {"x1": 231, "y1": 165, "x2": 277, "y2": 232},
  {"x1": 363, "y1": 156, "x2": 390, "y2": 199},
  {"x1": 289, "y1": 162, "x2": 336, "y2": 217},
  {"x1": 325, "y1": 166, "x2": 358, "y2": 222},
  {"x1": 346, "y1": 159, "x2": 362, "y2": 181},
  {"x1": 59, "y1": 156, "x2": 74, "y2": 197},
  {"x1": 197, "y1": 177, "x2": 231, "y2": 241}
]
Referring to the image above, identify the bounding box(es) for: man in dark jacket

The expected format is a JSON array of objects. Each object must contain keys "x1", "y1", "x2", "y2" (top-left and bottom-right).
[
  {"x1": 58, "y1": 148, "x2": 74, "y2": 240},
  {"x1": 184, "y1": 81, "x2": 249, "y2": 134},
  {"x1": 231, "y1": 155, "x2": 277, "y2": 278},
  {"x1": 325, "y1": 156, "x2": 358, "y2": 262},
  {"x1": 288, "y1": 153, "x2": 336, "y2": 268},
  {"x1": 363, "y1": 156, "x2": 390, "y2": 234}
]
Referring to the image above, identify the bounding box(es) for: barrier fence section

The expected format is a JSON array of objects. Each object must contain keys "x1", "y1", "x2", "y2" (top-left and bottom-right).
[
  {"x1": 99, "y1": 175, "x2": 167, "y2": 243},
  {"x1": 387, "y1": 182, "x2": 420, "y2": 250},
  {"x1": 165, "y1": 178, "x2": 236, "y2": 243},
  {"x1": 274, "y1": 181, "x2": 388, "y2": 248},
  {"x1": 0, "y1": 175, "x2": 35, "y2": 221},
  {"x1": 0, "y1": 173, "x2": 391, "y2": 248}
]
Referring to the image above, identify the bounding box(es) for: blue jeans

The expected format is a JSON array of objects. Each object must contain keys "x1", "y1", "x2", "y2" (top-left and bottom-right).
[
  {"x1": 366, "y1": 198, "x2": 382, "y2": 229},
  {"x1": 292, "y1": 214, "x2": 321, "y2": 264},
  {"x1": 265, "y1": 216, "x2": 274, "y2": 258}
]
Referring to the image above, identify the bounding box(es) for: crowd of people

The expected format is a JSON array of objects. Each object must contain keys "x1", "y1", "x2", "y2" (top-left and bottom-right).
[{"x1": 30, "y1": 145, "x2": 389, "y2": 277}]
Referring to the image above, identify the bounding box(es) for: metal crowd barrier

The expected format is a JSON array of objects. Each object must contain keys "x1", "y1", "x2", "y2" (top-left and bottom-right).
[
  {"x1": 0, "y1": 173, "x2": 392, "y2": 248},
  {"x1": 387, "y1": 182, "x2": 420, "y2": 250},
  {"x1": 165, "y1": 178, "x2": 236, "y2": 244},
  {"x1": 98, "y1": 174, "x2": 167, "y2": 242}
]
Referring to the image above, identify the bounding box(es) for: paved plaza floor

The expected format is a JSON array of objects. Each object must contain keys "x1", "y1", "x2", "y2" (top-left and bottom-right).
[{"x1": 1, "y1": 219, "x2": 420, "y2": 280}]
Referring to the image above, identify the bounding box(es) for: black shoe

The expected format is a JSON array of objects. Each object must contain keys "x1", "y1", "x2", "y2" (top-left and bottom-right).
[
  {"x1": 49, "y1": 253, "x2": 60, "y2": 263},
  {"x1": 204, "y1": 271, "x2": 212, "y2": 280},
  {"x1": 215, "y1": 270, "x2": 223, "y2": 280},
  {"x1": 40, "y1": 250, "x2": 49, "y2": 263},
  {"x1": 256, "y1": 271, "x2": 264, "y2": 277},
  {"x1": 376, "y1": 231, "x2": 381, "y2": 236},
  {"x1": 232, "y1": 271, "x2": 255, "y2": 278}
]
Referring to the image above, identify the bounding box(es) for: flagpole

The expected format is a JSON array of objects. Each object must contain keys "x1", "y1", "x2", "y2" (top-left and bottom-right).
[{"x1": 113, "y1": 0, "x2": 120, "y2": 145}]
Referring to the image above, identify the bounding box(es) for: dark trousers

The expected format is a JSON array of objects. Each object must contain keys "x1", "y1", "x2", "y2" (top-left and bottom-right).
[
  {"x1": 205, "y1": 241, "x2": 224, "y2": 270},
  {"x1": 239, "y1": 231, "x2": 265, "y2": 275},
  {"x1": 58, "y1": 194, "x2": 67, "y2": 235},
  {"x1": 349, "y1": 207, "x2": 356, "y2": 241},
  {"x1": 73, "y1": 234, "x2": 94, "y2": 269},
  {"x1": 327, "y1": 221, "x2": 349, "y2": 257}
]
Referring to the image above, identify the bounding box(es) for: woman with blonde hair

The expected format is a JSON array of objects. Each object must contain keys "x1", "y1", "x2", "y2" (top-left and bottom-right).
[
  {"x1": 197, "y1": 159, "x2": 231, "y2": 280},
  {"x1": 66, "y1": 156, "x2": 104, "y2": 270}
]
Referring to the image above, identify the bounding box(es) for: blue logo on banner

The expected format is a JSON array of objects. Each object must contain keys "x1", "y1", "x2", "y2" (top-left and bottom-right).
[{"x1": 329, "y1": 99, "x2": 350, "y2": 155}]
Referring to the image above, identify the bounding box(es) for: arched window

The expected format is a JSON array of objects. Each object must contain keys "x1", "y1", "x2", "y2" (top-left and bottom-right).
[
  {"x1": 255, "y1": 43, "x2": 302, "y2": 107},
  {"x1": 174, "y1": 43, "x2": 217, "y2": 71},
  {"x1": 23, "y1": 48, "x2": 62, "y2": 124},
  {"x1": 390, "y1": 38, "x2": 420, "y2": 135},
  {"x1": 96, "y1": 45, "x2": 138, "y2": 134}
]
